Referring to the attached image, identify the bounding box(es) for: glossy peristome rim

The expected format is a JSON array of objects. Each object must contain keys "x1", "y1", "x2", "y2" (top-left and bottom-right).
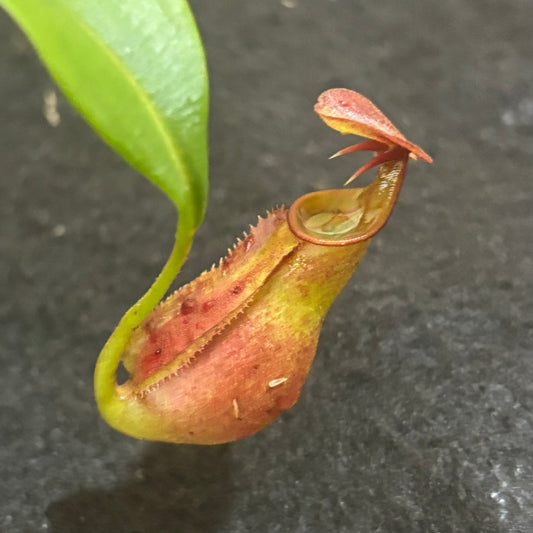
[{"x1": 287, "y1": 157, "x2": 408, "y2": 246}]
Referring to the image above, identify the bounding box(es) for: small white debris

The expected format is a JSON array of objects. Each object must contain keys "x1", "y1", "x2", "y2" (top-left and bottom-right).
[
  {"x1": 51, "y1": 224, "x2": 66, "y2": 237},
  {"x1": 43, "y1": 89, "x2": 61, "y2": 127},
  {"x1": 232, "y1": 398, "x2": 241, "y2": 419},
  {"x1": 280, "y1": 0, "x2": 297, "y2": 7},
  {"x1": 268, "y1": 377, "x2": 288, "y2": 388}
]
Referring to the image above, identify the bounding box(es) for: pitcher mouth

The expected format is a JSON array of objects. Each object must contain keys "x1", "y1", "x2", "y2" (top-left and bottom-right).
[{"x1": 287, "y1": 158, "x2": 407, "y2": 246}]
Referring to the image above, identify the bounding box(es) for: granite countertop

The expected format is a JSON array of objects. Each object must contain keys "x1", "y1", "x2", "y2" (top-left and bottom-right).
[{"x1": 1, "y1": 1, "x2": 532, "y2": 532}]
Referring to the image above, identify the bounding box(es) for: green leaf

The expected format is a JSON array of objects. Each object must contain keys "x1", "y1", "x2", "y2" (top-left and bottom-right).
[
  {"x1": 1, "y1": 0, "x2": 210, "y2": 435},
  {"x1": 1, "y1": 0, "x2": 209, "y2": 228}
]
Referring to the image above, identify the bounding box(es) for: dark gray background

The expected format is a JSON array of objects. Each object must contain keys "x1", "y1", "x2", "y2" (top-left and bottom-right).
[{"x1": 1, "y1": 1, "x2": 532, "y2": 532}]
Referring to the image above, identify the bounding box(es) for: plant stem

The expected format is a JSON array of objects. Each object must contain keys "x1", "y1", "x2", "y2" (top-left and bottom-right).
[{"x1": 94, "y1": 211, "x2": 195, "y2": 428}]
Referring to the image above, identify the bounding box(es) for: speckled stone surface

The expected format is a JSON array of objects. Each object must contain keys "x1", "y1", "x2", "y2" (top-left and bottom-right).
[{"x1": 1, "y1": 1, "x2": 532, "y2": 532}]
